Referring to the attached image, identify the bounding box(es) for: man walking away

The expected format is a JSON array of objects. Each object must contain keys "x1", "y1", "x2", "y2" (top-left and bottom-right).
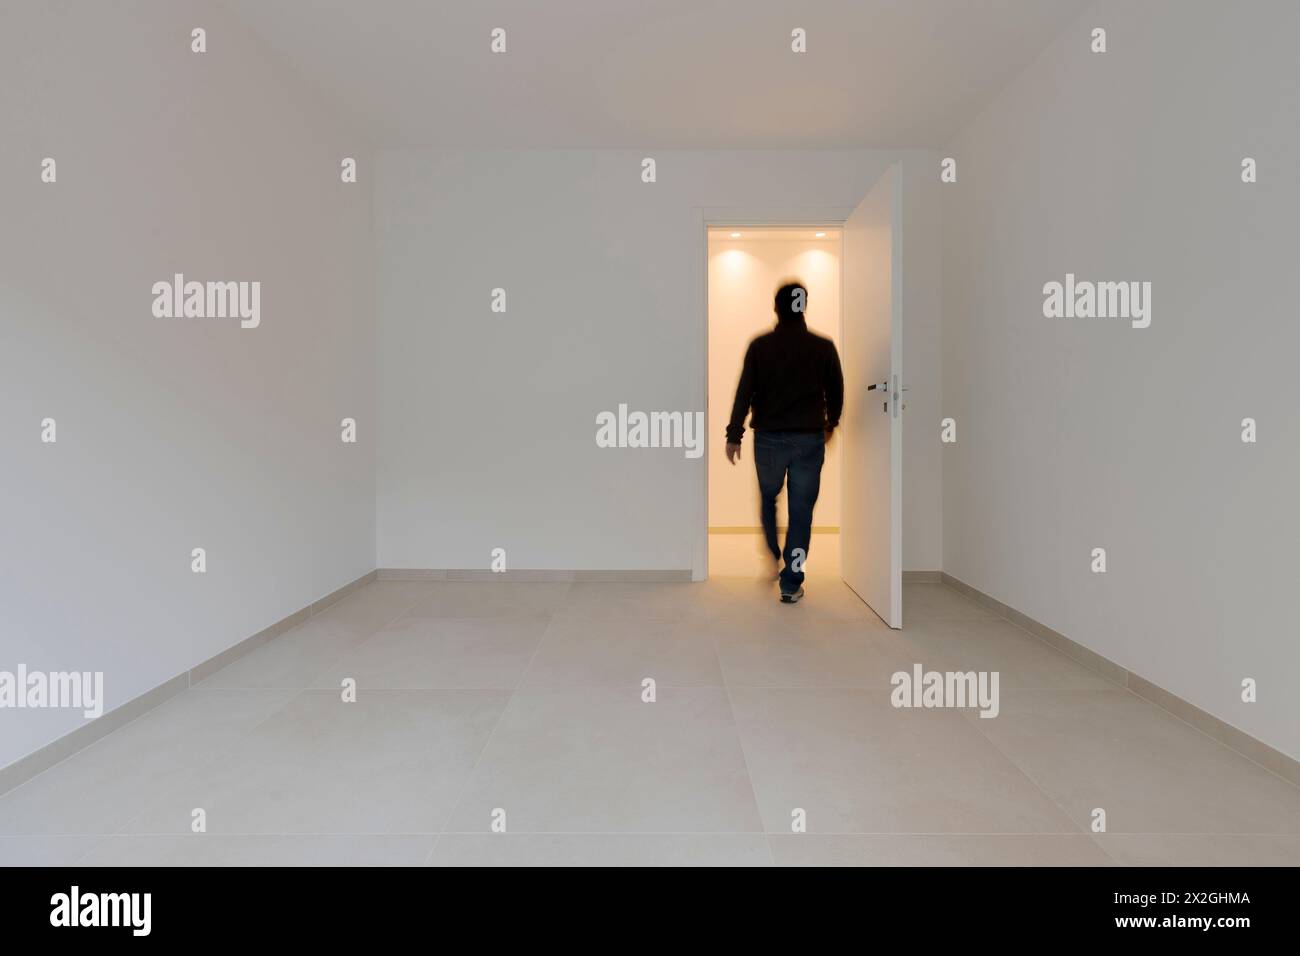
[{"x1": 725, "y1": 281, "x2": 844, "y2": 604}]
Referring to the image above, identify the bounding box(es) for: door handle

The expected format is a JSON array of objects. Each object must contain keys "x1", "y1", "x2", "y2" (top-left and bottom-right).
[{"x1": 868, "y1": 380, "x2": 889, "y2": 413}]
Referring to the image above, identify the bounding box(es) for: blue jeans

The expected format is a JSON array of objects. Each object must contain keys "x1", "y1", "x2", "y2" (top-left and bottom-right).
[{"x1": 754, "y1": 430, "x2": 825, "y2": 593}]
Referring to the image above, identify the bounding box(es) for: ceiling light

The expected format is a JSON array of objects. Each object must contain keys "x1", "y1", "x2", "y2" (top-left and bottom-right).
[
  {"x1": 815, "y1": 232, "x2": 827, "y2": 238},
  {"x1": 730, "y1": 232, "x2": 741, "y2": 238}
]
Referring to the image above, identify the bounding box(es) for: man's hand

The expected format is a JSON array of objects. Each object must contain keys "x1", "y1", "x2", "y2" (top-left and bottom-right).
[{"x1": 725, "y1": 442, "x2": 742, "y2": 465}]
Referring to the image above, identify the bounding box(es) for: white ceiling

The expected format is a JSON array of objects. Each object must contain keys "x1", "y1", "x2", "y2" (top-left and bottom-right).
[{"x1": 226, "y1": 0, "x2": 1090, "y2": 149}]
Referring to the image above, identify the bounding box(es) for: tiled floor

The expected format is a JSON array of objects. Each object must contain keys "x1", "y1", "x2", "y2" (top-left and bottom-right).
[{"x1": 2, "y1": 535, "x2": 1298, "y2": 867}]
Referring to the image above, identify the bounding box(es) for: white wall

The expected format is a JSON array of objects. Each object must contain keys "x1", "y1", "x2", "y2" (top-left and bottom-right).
[
  {"x1": 0, "y1": 0, "x2": 376, "y2": 768},
  {"x1": 708, "y1": 234, "x2": 842, "y2": 529},
  {"x1": 941, "y1": 0, "x2": 1300, "y2": 758},
  {"x1": 374, "y1": 149, "x2": 943, "y2": 574}
]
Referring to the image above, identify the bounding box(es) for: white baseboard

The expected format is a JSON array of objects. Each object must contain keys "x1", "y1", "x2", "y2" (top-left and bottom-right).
[
  {"x1": 0, "y1": 570, "x2": 377, "y2": 796},
  {"x1": 376, "y1": 568, "x2": 692, "y2": 582},
  {"x1": 941, "y1": 572, "x2": 1300, "y2": 788}
]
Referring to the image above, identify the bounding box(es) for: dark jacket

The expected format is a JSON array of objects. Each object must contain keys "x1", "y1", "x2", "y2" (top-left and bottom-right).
[{"x1": 726, "y1": 317, "x2": 844, "y2": 444}]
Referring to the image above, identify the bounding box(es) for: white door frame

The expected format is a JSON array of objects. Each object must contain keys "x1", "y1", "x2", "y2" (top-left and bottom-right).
[{"x1": 693, "y1": 205, "x2": 855, "y2": 581}]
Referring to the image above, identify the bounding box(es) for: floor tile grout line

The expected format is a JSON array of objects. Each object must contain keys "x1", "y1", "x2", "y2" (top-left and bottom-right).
[
  {"x1": 508, "y1": 606, "x2": 568, "y2": 692},
  {"x1": 19, "y1": 830, "x2": 1286, "y2": 839},
  {"x1": 0, "y1": 691, "x2": 199, "y2": 801},
  {"x1": 0, "y1": 575, "x2": 381, "y2": 800},
  {"x1": 929, "y1": 581, "x2": 1300, "y2": 828},
  {"x1": 708, "y1": 624, "x2": 774, "y2": 864},
  {"x1": 952, "y1": 705, "x2": 1096, "y2": 841},
  {"x1": 420, "y1": 833, "x2": 442, "y2": 867},
  {"x1": 722, "y1": 588, "x2": 1103, "y2": 855},
  {"x1": 0, "y1": 685, "x2": 300, "y2": 811},
  {"x1": 195, "y1": 579, "x2": 437, "y2": 690},
  {"x1": 182, "y1": 683, "x2": 1122, "y2": 692},
  {"x1": 421, "y1": 690, "x2": 515, "y2": 863},
  {"x1": 1086, "y1": 831, "x2": 1125, "y2": 866},
  {"x1": 106, "y1": 686, "x2": 313, "y2": 840},
  {"x1": 65, "y1": 833, "x2": 110, "y2": 867},
  {"x1": 11, "y1": 580, "x2": 1295, "y2": 863},
  {"x1": 192, "y1": 580, "x2": 437, "y2": 697},
  {"x1": 1114, "y1": 684, "x2": 1300, "y2": 793},
  {"x1": 419, "y1": 602, "x2": 567, "y2": 864},
  {"x1": 935, "y1": 581, "x2": 1300, "y2": 794},
  {"x1": 104, "y1": 584, "x2": 442, "y2": 840}
]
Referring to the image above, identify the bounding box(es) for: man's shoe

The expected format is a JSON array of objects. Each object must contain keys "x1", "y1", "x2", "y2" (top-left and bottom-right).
[{"x1": 779, "y1": 586, "x2": 805, "y2": 604}]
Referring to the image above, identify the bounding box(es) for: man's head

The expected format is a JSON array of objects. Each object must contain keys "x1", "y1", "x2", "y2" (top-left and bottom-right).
[{"x1": 774, "y1": 281, "x2": 808, "y2": 324}]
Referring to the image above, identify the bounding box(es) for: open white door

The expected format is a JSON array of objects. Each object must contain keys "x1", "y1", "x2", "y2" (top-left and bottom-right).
[{"x1": 841, "y1": 164, "x2": 903, "y2": 628}]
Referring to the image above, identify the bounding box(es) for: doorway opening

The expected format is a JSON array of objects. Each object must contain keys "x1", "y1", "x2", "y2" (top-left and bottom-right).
[
  {"x1": 700, "y1": 170, "x2": 904, "y2": 628},
  {"x1": 706, "y1": 225, "x2": 844, "y2": 584}
]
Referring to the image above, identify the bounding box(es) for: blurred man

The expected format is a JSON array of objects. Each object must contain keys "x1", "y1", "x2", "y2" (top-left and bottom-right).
[{"x1": 725, "y1": 281, "x2": 844, "y2": 604}]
